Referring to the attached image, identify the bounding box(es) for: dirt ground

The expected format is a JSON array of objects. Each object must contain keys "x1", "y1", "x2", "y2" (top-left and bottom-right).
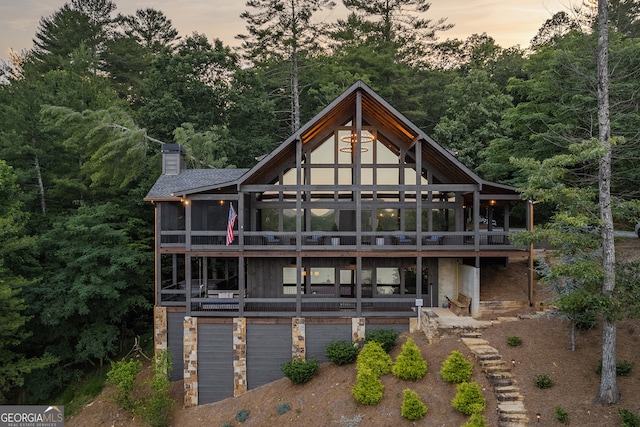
[{"x1": 66, "y1": 238, "x2": 640, "y2": 427}]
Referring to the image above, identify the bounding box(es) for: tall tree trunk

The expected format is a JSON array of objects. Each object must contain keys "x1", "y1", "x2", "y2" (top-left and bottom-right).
[
  {"x1": 34, "y1": 153, "x2": 46, "y2": 215},
  {"x1": 290, "y1": 0, "x2": 301, "y2": 133},
  {"x1": 596, "y1": 0, "x2": 620, "y2": 405}
]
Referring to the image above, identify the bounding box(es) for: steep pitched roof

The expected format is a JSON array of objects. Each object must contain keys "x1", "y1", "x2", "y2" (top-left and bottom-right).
[{"x1": 240, "y1": 80, "x2": 486, "y2": 186}]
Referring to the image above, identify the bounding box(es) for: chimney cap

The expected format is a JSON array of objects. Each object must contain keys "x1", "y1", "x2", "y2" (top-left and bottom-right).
[{"x1": 161, "y1": 144, "x2": 185, "y2": 154}]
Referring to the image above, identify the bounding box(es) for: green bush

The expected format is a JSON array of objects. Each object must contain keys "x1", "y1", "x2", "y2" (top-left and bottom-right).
[
  {"x1": 276, "y1": 403, "x2": 291, "y2": 415},
  {"x1": 281, "y1": 358, "x2": 319, "y2": 384},
  {"x1": 440, "y1": 350, "x2": 473, "y2": 384},
  {"x1": 392, "y1": 337, "x2": 427, "y2": 380},
  {"x1": 356, "y1": 341, "x2": 392, "y2": 377},
  {"x1": 462, "y1": 413, "x2": 487, "y2": 427},
  {"x1": 620, "y1": 408, "x2": 640, "y2": 427},
  {"x1": 364, "y1": 328, "x2": 399, "y2": 353},
  {"x1": 236, "y1": 408, "x2": 250, "y2": 422},
  {"x1": 506, "y1": 335, "x2": 522, "y2": 347},
  {"x1": 351, "y1": 367, "x2": 384, "y2": 405},
  {"x1": 106, "y1": 358, "x2": 142, "y2": 411},
  {"x1": 534, "y1": 374, "x2": 553, "y2": 389},
  {"x1": 140, "y1": 350, "x2": 174, "y2": 427},
  {"x1": 400, "y1": 389, "x2": 427, "y2": 420},
  {"x1": 451, "y1": 382, "x2": 486, "y2": 415},
  {"x1": 555, "y1": 405, "x2": 569, "y2": 424},
  {"x1": 325, "y1": 340, "x2": 359, "y2": 365}
]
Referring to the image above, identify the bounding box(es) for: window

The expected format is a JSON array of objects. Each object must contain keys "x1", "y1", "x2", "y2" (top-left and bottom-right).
[{"x1": 376, "y1": 267, "x2": 400, "y2": 295}]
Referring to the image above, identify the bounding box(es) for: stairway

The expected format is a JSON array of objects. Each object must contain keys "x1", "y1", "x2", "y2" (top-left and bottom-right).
[{"x1": 461, "y1": 334, "x2": 530, "y2": 427}]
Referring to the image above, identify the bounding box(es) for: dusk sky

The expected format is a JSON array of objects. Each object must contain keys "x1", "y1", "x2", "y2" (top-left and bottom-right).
[{"x1": 1, "y1": 0, "x2": 572, "y2": 61}]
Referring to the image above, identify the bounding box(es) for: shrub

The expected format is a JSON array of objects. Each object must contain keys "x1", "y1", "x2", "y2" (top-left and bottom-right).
[
  {"x1": 451, "y1": 382, "x2": 486, "y2": 415},
  {"x1": 534, "y1": 374, "x2": 553, "y2": 389},
  {"x1": 325, "y1": 340, "x2": 359, "y2": 365},
  {"x1": 440, "y1": 350, "x2": 473, "y2": 384},
  {"x1": 364, "y1": 328, "x2": 399, "y2": 353},
  {"x1": 106, "y1": 358, "x2": 142, "y2": 411},
  {"x1": 281, "y1": 358, "x2": 319, "y2": 384},
  {"x1": 462, "y1": 413, "x2": 487, "y2": 427},
  {"x1": 236, "y1": 408, "x2": 250, "y2": 422},
  {"x1": 392, "y1": 337, "x2": 427, "y2": 380},
  {"x1": 401, "y1": 389, "x2": 427, "y2": 420},
  {"x1": 276, "y1": 403, "x2": 291, "y2": 415},
  {"x1": 555, "y1": 405, "x2": 569, "y2": 424},
  {"x1": 140, "y1": 350, "x2": 174, "y2": 427},
  {"x1": 356, "y1": 341, "x2": 392, "y2": 377},
  {"x1": 506, "y1": 335, "x2": 522, "y2": 347},
  {"x1": 351, "y1": 367, "x2": 384, "y2": 405},
  {"x1": 620, "y1": 408, "x2": 640, "y2": 427}
]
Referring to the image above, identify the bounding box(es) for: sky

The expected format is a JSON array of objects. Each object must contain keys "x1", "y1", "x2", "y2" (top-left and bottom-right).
[{"x1": 0, "y1": 0, "x2": 571, "y2": 62}]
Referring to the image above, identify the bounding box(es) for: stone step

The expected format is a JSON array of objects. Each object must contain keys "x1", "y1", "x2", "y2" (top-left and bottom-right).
[
  {"x1": 480, "y1": 360, "x2": 511, "y2": 371},
  {"x1": 469, "y1": 346, "x2": 500, "y2": 358},
  {"x1": 496, "y1": 392, "x2": 524, "y2": 402},
  {"x1": 499, "y1": 422, "x2": 530, "y2": 427},
  {"x1": 459, "y1": 331, "x2": 482, "y2": 338},
  {"x1": 487, "y1": 371, "x2": 514, "y2": 380},
  {"x1": 499, "y1": 413, "x2": 530, "y2": 423},
  {"x1": 491, "y1": 378, "x2": 516, "y2": 387},
  {"x1": 461, "y1": 337, "x2": 489, "y2": 346},
  {"x1": 476, "y1": 352, "x2": 502, "y2": 361},
  {"x1": 498, "y1": 401, "x2": 527, "y2": 414},
  {"x1": 494, "y1": 385, "x2": 520, "y2": 394}
]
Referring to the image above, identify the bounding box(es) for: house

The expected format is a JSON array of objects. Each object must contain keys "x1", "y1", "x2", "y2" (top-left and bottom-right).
[{"x1": 144, "y1": 81, "x2": 529, "y2": 406}]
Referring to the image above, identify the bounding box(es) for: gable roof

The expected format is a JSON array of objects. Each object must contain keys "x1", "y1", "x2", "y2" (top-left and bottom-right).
[
  {"x1": 145, "y1": 81, "x2": 519, "y2": 200},
  {"x1": 240, "y1": 80, "x2": 485, "y2": 186}
]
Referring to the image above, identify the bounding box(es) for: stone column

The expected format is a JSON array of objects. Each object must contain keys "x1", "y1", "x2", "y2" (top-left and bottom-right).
[
  {"x1": 352, "y1": 317, "x2": 365, "y2": 346},
  {"x1": 292, "y1": 317, "x2": 306, "y2": 359},
  {"x1": 154, "y1": 307, "x2": 167, "y2": 355},
  {"x1": 233, "y1": 318, "x2": 247, "y2": 397},
  {"x1": 183, "y1": 316, "x2": 198, "y2": 408},
  {"x1": 409, "y1": 317, "x2": 419, "y2": 333}
]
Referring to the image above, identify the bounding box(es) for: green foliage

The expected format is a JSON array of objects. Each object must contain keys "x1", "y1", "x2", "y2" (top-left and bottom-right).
[
  {"x1": 106, "y1": 358, "x2": 142, "y2": 410},
  {"x1": 451, "y1": 381, "x2": 486, "y2": 415},
  {"x1": 351, "y1": 367, "x2": 384, "y2": 405},
  {"x1": 462, "y1": 413, "x2": 487, "y2": 427},
  {"x1": 356, "y1": 341, "x2": 393, "y2": 377},
  {"x1": 400, "y1": 388, "x2": 427, "y2": 420},
  {"x1": 392, "y1": 337, "x2": 427, "y2": 380},
  {"x1": 325, "y1": 340, "x2": 359, "y2": 366},
  {"x1": 276, "y1": 403, "x2": 291, "y2": 415},
  {"x1": 236, "y1": 408, "x2": 250, "y2": 422},
  {"x1": 281, "y1": 358, "x2": 319, "y2": 384},
  {"x1": 139, "y1": 350, "x2": 174, "y2": 427},
  {"x1": 364, "y1": 328, "x2": 399, "y2": 353},
  {"x1": 506, "y1": 335, "x2": 522, "y2": 347},
  {"x1": 440, "y1": 350, "x2": 473, "y2": 384},
  {"x1": 555, "y1": 405, "x2": 569, "y2": 424},
  {"x1": 534, "y1": 374, "x2": 553, "y2": 389},
  {"x1": 596, "y1": 359, "x2": 633, "y2": 376},
  {"x1": 619, "y1": 408, "x2": 640, "y2": 427}
]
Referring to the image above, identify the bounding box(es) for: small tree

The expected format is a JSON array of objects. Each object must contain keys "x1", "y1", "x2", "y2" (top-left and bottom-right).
[
  {"x1": 401, "y1": 388, "x2": 427, "y2": 420},
  {"x1": 452, "y1": 381, "x2": 486, "y2": 415},
  {"x1": 392, "y1": 337, "x2": 427, "y2": 380},
  {"x1": 356, "y1": 341, "x2": 392, "y2": 376},
  {"x1": 351, "y1": 367, "x2": 384, "y2": 405},
  {"x1": 440, "y1": 350, "x2": 473, "y2": 383},
  {"x1": 106, "y1": 358, "x2": 142, "y2": 411}
]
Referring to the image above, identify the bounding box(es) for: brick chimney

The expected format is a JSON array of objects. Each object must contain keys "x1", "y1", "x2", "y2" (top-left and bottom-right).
[{"x1": 161, "y1": 144, "x2": 186, "y2": 175}]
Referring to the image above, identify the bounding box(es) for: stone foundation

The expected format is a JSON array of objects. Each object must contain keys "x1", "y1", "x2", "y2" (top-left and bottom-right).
[{"x1": 183, "y1": 316, "x2": 198, "y2": 407}]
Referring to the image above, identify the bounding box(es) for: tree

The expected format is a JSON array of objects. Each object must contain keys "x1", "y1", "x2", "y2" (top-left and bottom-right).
[
  {"x1": 0, "y1": 161, "x2": 55, "y2": 403},
  {"x1": 595, "y1": 0, "x2": 619, "y2": 405},
  {"x1": 238, "y1": 0, "x2": 335, "y2": 132},
  {"x1": 118, "y1": 8, "x2": 179, "y2": 54},
  {"x1": 338, "y1": 0, "x2": 453, "y2": 67}
]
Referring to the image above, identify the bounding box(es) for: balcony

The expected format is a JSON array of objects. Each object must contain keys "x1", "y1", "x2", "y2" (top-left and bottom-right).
[{"x1": 160, "y1": 230, "x2": 519, "y2": 251}]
